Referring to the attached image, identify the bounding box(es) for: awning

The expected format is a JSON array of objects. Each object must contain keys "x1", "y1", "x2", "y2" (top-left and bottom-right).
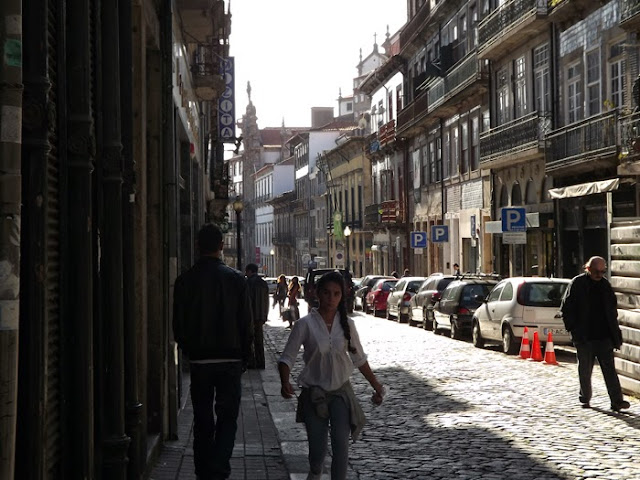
[{"x1": 548, "y1": 178, "x2": 619, "y2": 200}]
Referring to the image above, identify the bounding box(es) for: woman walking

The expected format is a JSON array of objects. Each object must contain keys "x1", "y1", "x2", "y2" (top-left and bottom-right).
[
  {"x1": 278, "y1": 271, "x2": 385, "y2": 480},
  {"x1": 286, "y1": 276, "x2": 301, "y2": 328},
  {"x1": 274, "y1": 274, "x2": 288, "y2": 310}
]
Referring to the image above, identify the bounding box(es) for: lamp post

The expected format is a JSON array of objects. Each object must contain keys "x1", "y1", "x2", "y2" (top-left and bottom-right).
[
  {"x1": 270, "y1": 248, "x2": 275, "y2": 275},
  {"x1": 343, "y1": 225, "x2": 352, "y2": 272},
  {"x1": 232, "y1": 197, "x2": 244, "y2": 270}
]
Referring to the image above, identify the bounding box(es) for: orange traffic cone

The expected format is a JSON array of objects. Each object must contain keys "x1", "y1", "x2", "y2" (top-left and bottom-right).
[
  {"x1": 543, "y1": 332, "x2": 558, "y2": 365},
  {"x1": 529, "y1": 331, "x2": 543, "y2": 362},
  {"x1": 519, "y1": 326, "x2": 531, "y2": 359}
]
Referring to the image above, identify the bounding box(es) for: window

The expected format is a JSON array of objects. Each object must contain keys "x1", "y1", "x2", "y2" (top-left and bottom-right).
[
  {"x1": 346, "y1": 102, "x2": 353, "y2": 112},
  {"x1": 471, "y1": 116, "x2": 479, "y2": 171},
  {"x1": 452, "y1": 126, "x2": 459, "y2": 175},
  {"x1": 429, "y1": 140, "x2": 438, "y2": 183},
  {"x1": 388, "y1": 90, "x2": 394, "y2": 120},
  {"x1": 421, "y1": 144, "x2": 429, "y2": 185},
  {"x1": 487, "y1": 284, "x2": 503, "y2": 302},
  {"x1": 412, "y1": 149, "x2": 421, "y2": 190},
  {"x1": 497, "y1": 66, "x2": 510, "y2": 125},
  {"x1": 567, "y1": 63, "x2": 582, "y2": 123},
  {"x1": 461, "y1": 121, "x2": 469, "y2": 174},
  {"x1": 534, "y1": 44, "x2": 550, "y2": 114},
  {"x1": 500, "y1": 282, "x2": 513, "y2": 301},
  {"x1": 443, "y1": 130, "x2": 451, "y2": 178},
  {"x1": 609, "y1": 42, "x2": 626, "y2": 108},
  {"x1": 396, "y1": 86, "x2": 403, "y2": 112},
  {"x1": 586, "y1": 49, "x2": 601, "y2": 116},
  {"x1": 514, "y1": 56, "x2": 527, "y2": 118}
]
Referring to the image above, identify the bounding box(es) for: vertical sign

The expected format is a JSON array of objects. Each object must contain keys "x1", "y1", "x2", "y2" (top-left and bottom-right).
[
  {"x1": 470, "y1": 215, "x2": 476, "y2": 238},
  {"x1": 219, "y1": 57, "x2": 235, "y2": 142}
]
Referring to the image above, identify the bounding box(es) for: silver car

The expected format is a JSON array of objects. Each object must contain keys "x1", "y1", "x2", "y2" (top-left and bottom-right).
[
  {"x1": 386, "y1": 276, "x2": 427, "y2": 323},
  {"x1": 472, "y1": 277, "x2": 571, "y2": 354}
]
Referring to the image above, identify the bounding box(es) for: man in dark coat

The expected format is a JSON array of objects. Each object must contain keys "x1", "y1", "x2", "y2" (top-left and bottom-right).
[
  {"x1": 173, "y1": 224, "x2": 253, "y2": 480},
  {"x1": 560, "y1": 255, "x2": 630, "y2": 411},
  {"x1": 245, "y1": 263, "x2": 269, "y2": 369}
]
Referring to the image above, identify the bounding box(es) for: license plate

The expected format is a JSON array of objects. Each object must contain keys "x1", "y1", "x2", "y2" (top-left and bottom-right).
[{"x1": 544, "y1": 327, "x2": 568, "y2": 335}]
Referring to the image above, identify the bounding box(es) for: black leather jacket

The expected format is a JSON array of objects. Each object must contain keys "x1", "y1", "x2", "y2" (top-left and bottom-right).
[
  {"x1": 173, "y1": 256, "x2": 253, "y2": 361},
  {"x1": 560, "y1": 272, "x2": 622, "y2": 348}
]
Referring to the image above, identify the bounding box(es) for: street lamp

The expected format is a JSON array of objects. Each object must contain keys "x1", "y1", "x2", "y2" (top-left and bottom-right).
[
  {"x1": 270, "y1": 248, "x2": 275, "y2": 275},
  {"x1": 232, "y1": 196, "x2": 244, "y2": 270},
  {"x1": 343, "y1": 225, "x2": 352, "y2": 272}
]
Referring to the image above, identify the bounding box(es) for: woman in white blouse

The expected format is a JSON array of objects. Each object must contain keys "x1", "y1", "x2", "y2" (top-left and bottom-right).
[{"x1": 278, "y1": 271, "x2": 384, "y2": 480}]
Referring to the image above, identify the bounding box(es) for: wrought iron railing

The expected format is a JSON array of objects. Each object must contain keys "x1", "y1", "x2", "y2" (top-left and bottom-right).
[
  {"x1": 479, "y1": 0, "x2": 547, "y2": 48},
  {"x1": 480, "y1": 111, "x2": 548, "y2": 160},
  {"x1": 621, "y1": 0, "x2": 640, "y2": 22},
  {"x1": 620, "y1": 111, "x2": 640, "y2": 159},
  {"x1": 397, "y1": 90, "x2": 430, "y2": 133},
  {"x1": 364, "y1": 203, "x2": 381, "y2": 226},
  {"x1": 427, "y1": 79, "x2": 445, "y2": 110},
  {"x1": 547, "y1": 111, "x2": 617, "y2": 165}
]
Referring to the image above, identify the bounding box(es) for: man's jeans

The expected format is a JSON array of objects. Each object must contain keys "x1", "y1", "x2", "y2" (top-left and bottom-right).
[
  {"x1": 302, "y1": 393, "x2": 350, "y2": 480},
  {"x1": 575, "y1": 338, "x2": 623, "y2": 406},
  {"x1": 190, "y1": 361, "x2": 243, "y2": 479}
]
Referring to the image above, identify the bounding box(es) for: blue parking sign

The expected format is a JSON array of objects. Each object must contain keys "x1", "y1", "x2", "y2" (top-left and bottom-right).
[
  {"x1": 501, "y1": 207, "x2": 526, "y2": 232},
  {"x1": 431, "y1": 225, "x2": 449, "y2": 243},
  {"x1": 410, "y1": 231, "x2": 428, "y2": 248}
]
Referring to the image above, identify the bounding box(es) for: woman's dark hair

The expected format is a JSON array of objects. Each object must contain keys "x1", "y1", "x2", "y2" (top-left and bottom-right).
[{"x1": 317, "y1": 271, "x2": 356, "y2": 354}]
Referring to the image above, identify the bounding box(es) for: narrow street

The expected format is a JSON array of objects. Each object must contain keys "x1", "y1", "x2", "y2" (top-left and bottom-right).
[{"x1": 265, "y1": 304, "x2": 640, "y2": 480}]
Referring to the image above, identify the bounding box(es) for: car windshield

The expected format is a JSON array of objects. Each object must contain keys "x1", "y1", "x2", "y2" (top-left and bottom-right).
[
  {"x1": 520, "y1": 282, "x2": 568, "y2": 307},
  {"x1": 460, "y1": 284, "x2": 494, "y2": 306}
]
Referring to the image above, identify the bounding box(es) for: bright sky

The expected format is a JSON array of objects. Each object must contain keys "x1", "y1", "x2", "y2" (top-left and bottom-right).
[{"x1": 230, "y1": 1, "x2": 407, "y2": 129}]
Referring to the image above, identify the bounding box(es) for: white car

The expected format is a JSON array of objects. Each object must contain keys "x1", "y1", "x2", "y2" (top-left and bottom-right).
[
  {"x1": 386, "y1": 276, "x2": 427, "y2": 323},
  {"x1": 472, "y1": 277, "x2": 571, "y2": 354}
]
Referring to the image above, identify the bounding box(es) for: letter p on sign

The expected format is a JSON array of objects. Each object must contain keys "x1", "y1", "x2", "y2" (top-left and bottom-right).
[{"x1": 501, "y1": 207, "x2": 526, "y2": 232}]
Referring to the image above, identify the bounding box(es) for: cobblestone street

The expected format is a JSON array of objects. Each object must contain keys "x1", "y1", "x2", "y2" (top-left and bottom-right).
[{"x1": 265, "y1": 305, "x2": 640, "y2": 480}]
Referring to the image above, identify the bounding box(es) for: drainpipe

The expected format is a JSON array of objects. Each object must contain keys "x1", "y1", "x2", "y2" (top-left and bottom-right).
[{"x1": 0, "y1": 2, "x2": 22, "y2": 479}]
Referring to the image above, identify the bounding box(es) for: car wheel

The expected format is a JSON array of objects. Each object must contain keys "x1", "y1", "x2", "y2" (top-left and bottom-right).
[
  {"x1": 386, "y1": 304, "x2": 392, "y2": 319},
  {"x1": 450, "y1": 317, "x2": 461, "y2": 340},
  {"x1": 433, "y1": 316, "x2": 440, "y2": 334},
  {"x1": 397, "y1": 305, "x2": 405, "y2": 323},
  {"x1": 502, "y1": 327, "x2": 518, "y2": 355},
  {"x1": 472, "y1": 321, "x2": 484, "y2": 348},
  {"x1": 423, "y1": 307, "x2": 433, "y2": 331}
]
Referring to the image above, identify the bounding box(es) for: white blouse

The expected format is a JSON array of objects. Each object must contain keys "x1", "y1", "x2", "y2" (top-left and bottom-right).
[{"x1": 279, "y1": 309, "x2": 368, "y2": 392}]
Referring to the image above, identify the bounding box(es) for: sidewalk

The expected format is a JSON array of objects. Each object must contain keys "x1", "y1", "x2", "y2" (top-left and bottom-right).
[{"x1": 148, "y1": 303, "x2": 357, "y2": 480}]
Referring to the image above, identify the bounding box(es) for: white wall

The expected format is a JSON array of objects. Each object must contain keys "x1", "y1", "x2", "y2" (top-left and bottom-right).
[
  {"x1": 273, "y1": 165, "x2": 294, "y2": 196},
  {"x1": 309, "y1": 131, "x2": 341, "y2": 170},
  {"x1": 370, "y1": 71, "x2": 404, "y2": 130}
]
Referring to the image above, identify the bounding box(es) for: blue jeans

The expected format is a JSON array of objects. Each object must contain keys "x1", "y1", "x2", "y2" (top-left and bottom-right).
[
  {"x1": 190, "y1": 362, "x2": 243, "y2": 480},
  {"x1": 302, "y1": 393, "x2": 351, "y2": 480},
  {"x1": 575, "y1": 338, "x2": 623, "y2": 406}
]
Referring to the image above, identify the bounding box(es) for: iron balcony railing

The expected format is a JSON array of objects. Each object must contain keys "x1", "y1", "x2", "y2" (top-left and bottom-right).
[
  {"x1": 621, "y1": 0, "x2": 640, "y2": 24},
  {"x1": 364, "y1": 203, "x2": 381, "y2": 226},
  {"x1": 397, "y1": 90, "x2": 430, "y2": 134},
  {"x1": 480, "y1": 111, "x2": 549, "y2": 161},
  {"x1": 620, "y1": 111, "x2": 640, "y2": 159},
  {"x1": 427, "y1": 53, "x2": 487, "y2": 111},
  {"x1": 546, "y1": 111, "x2": 618, "y2": 167},
  {"x1": 479, "y1": 0, "x2": 547, "y2": 50}
]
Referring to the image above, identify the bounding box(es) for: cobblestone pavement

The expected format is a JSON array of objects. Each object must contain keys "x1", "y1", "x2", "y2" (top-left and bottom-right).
[{"x1": 264, "y1": 305, "x2": 640, "y2": 480}]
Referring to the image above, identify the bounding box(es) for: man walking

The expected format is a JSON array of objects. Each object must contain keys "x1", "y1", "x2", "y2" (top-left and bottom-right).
[
  {"x1": 560, "y1": 256, "x2": 630, "y2": 411},
  {"x1": 173, "y1": 224, "x2": 253, "y2": 480},
  {"x1": 245, "y1": 263, "x2": 269, "y2": 369}
]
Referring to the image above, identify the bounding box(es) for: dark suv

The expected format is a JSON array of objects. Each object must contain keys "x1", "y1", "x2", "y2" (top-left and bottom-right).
[
  {"x1": 432, "y1": 276, "x2": 499, "y2": 339},
  {"x1": 304, "y1": 268, "x2": 355, "y2": 313}
]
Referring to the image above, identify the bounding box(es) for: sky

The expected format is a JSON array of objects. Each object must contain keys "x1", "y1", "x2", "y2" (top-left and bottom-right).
[{"x1": 229, "y1": 0, "x2": 407, "y2": 129}]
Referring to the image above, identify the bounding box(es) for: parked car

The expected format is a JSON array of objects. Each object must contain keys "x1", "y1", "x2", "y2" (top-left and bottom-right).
[
  {"x1": 432, "y1": 276, "x2": 499, "y2": 339},
  {"x1": 472, "y1": 277, "x2": 571, "y2": 354},
  {"x1": 409, "y1": 274, "x2": 456, "y2": 329},
  {"x1": 385, "y1": 276, "x2": 427, "y2": 323},
  {"x1": 304, "y1": 268, "x2": 355, "y2": 312},
  {"x1": 264, "y1": 277, "x2": 278, "y2": 295},
  {"x1": 354, "y1": 275, "x2": 395, "y2": 311},
  {"x1": 365, "y1": 279, "x2": 398, "y2": 317}
]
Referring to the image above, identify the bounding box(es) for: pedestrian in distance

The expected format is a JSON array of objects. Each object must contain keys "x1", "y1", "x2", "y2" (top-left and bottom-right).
[
  {"x1": 274, "y1": 274, "x2": 288, "y2": 310},
  {"x1": 245, "y1": 263, "x2": 269, "y2": 370},
  {"x1": 560, "y1": 255, "x2": 630, "y2": 412},
  {"x1": 390, "y1": 270, "x2": 399, "y2": 278},
  {"x1": 453, "y1": 263, "x2": 461, "y2": 276},
  {"x1": 278, "y1": 271, "x2": 385, "y2": 480},
  {"x1": 402, "y1": 268, "x2": 410, "y2": 277},
  {"x1": 172, "y1": 223, "x2": 253, "y2": 480},
  {"x1": 286, "y1": 276, "x2": 301, "y2": 329}
]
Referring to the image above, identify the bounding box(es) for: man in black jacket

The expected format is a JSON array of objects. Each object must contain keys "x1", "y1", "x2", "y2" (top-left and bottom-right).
[
  {"x1": 173, "y1": 224, "x2": 253, "y2": 480},
  {"x1": 245, "y1": 263, "x2": 269, "y2": 369},
  {"x1": 560, "y1": 256, "x2": 630, "y2": 411}
]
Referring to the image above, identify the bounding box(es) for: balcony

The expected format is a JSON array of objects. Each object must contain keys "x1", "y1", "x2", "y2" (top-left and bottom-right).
[
  {"x1": 273, "y1": 233, "x2": 295, "y2": 246},
  {"x1": 396, "y1": 90, "x2": 430, "y2": 137},
  {"x1": 380, "y1": 200, "x2": 405, "y2": 225},
  {"x1": 378, "y1": 120, "x2": 396, "y2": 147},
  {"x1": 364, "y1": 203, "x2": 381, "y2": 227},
  {"x1": 192, "y1": 44, "x2": 225, "y2": 101},
  {"x1": 619, "y1": 112, "x2": 640, "y2": 175},
  {"x1": 480, "y1": 112, "x2": 549, "y2": 168},
  {"x1": 478, "y1": 0, "x2": 548, "y2": 61},
  {"x1": 546, "y1": 111, "x2": 618, "y2": 175},
  {"x1": 620, "y1": 0, "x2": 640, "y2": 30},
  {"x1": 400, "y1": 1, "x2": 461, "y2": 58},
  {"x1": 548, "y1": 0, "x2": 605, "y2": 26}
]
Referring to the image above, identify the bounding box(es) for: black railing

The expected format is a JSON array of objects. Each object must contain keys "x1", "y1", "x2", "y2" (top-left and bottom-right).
[
  {"x1": 273, "y1": 233, "x2": 295, "y2": 245},
  {"x1": 621, "y1": 0, "x2": 640, "y2": 22},
  {"x1": 479, "y1": 0, "x2": 547, "y2": 47},
  {"x1": 397, "y1": 90, "x2": 430, "y2": 133},
  {"x1": 480, "y1": 112, "x2": 548, "y2": 160},
  {"x1": 620, "y1": 111, "x2": 640, "y2": 159},
  {"x1": 364, "y1": 203, "x2": 380, "y2": 226},
  {"x1": 547, "y1": 111, "x2": 617, "y2": 165}
]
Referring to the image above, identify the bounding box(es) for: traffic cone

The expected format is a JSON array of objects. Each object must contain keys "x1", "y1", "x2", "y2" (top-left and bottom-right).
[
  {"x1": 543, "y1": 332, "x2": 558, "y2": 365},
  {"x1": 529, "y1": 331, "x2": 543, "y2": 362},
  {"x1": 519, "y1": 326, "x2": 531, "y2": 359}
]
